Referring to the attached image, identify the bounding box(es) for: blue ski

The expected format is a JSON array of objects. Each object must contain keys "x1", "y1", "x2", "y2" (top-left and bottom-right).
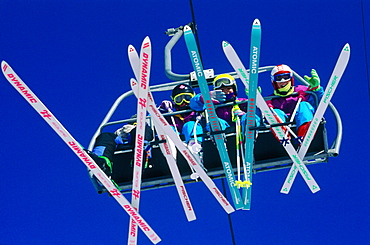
[
  {"x1": 183, "y1": 25, "x2": 244, "y2": 210},
  {"x1": 242, "y1": 19, "x2": 261, "y2": 210},
  {"x1": 223, "y1": 42, "x2": 320, "y2": 194}
]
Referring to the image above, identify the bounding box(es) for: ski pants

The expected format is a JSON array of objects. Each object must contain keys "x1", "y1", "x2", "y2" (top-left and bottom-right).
[
  {"x1": 205, "y1": 118, "x2": 230, "y2": 134},
  {"x1": 92, "y1": 132, "x2": 118, "y2": 161},
  {"x1": 86, "y1": 132, "x2": 117, "y2": 176},
  {"x1": 180, "y1": 121, "x2": 204, "y2": 143},
  {"x1": 273, "y1": 101, "x2": 315, "y2": 128},
  {"x1": 239, "y1": 112, "x2": 261, "y2": 134}
]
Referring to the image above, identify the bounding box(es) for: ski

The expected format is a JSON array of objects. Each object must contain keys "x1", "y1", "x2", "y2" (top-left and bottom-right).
[
  {"x1": 280, "y1": 43, "x2": 351, "y2": 193},
  {"x1": 242, "y1": 19, "x2": 261, "y2": 210},
  {"x1": 222, "y1": 41, "x2": 320, "y2": 193},
  {"x1": 130, "y1": 79, "x2": 235, "y2": 214},
  {"x1": 128, "y1": 44, "x2": 196, "y2": 222},
  {"x1": 128, "y1": 36, "x2": 151, "y2": 245},
  {"x1": 1, "y1": 61, "x2": 161, "y2": 244},
  {"x1": 184, "y1": 25, "x2": 244, "y2": 210},
  {"x1": 155, "y1": 123, "x2": 197, "y2": 221}
]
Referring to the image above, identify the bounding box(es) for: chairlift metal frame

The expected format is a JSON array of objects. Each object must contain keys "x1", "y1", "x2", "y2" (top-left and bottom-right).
[{"x1": 88, "y1": 26, "x2": 342, "y2": 194}]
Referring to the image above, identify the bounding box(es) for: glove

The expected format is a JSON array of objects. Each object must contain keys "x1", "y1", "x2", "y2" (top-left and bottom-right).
[
  {"x1": 232, "y1": 109, "x2": 246, "y2": 122},
  {"x1": 209, "y1": 90, "x2": 226, "y2": 103},
  {"x1": 304, "y1": 69, "x2": 321, "y2": 91},
  {"x1": 122, "y1": 124, "x2": 136, "y2": 133},
  {"x1": 158, "y1": 100, "x2": 174, "y2": 112},
  {"x1": 231, "y1": 105, "x2": 245, "y2": 122},
  {"x1": 233, "y1": 109, "x2": 245, "y2": 117},
  {"x1": 115, "y1": 124, "x2": 136, "y2": 138}
]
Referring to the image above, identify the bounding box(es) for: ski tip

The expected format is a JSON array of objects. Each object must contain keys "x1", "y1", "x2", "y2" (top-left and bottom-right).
[
  {"x1": 1, "y1": 60, "x2": 9, "y2": 73},
  {"x1": 184, "y1": 25, "x2": 191, "y2": 32},
  {"x1": 222, "y1": 40, "x2": 230, "y2": 47},
  {"x1": 343, "y1": 43, "x2": 350, "y2": 52},
  {"x1": 142, "y1": 36, "x2": 151, "y2": 45},
  {"x1": 188, "y1": 216, "x2": 197, "y2": 222},
  {"x1": 128, "y1": 44, "x2": 136, "y2": 53},
  {"x1": 311, "y1": 186, "x2": 321, "y2": 194},
  {"x1": 151, "y1": 236, "x2": 162, "y2": 245},
  {"x1": 130, "y1": 77, "x2": 138, "y2": 84},
  {"x1": 253, "y1": 19, "x2": 261, "y2": 26}
]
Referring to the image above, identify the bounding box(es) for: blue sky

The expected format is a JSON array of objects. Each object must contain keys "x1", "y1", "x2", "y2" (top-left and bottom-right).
[{"x1": 0, "y1": 0, "x2": 369, "y2": 244}]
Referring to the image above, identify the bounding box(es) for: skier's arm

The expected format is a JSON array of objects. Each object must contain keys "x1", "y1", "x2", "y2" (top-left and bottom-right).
[
  {"x1": 189, "y1": 93, "x2": 205, "y2": 111},
  {"x1": 190, "y1": 91, "x2": 226, "y2": 111},
  {"x1": 304, "y1": 69, "x2": 324, "y2": 103},
  {"x1": 304, "y1": 69, "x2": 321, "y2": 92},
  {"x1": 158, "y1": 100, "x2": 174, "y2": 113}
]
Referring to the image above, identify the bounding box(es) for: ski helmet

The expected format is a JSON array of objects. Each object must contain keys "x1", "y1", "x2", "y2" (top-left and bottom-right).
[
  {"x1": 270, "y1": 64, "x2": 294, "y2": 96},
  {"x1": 171, "y1": 83, "x2": 195, "y2": 106},
  {"x1": 213, "y1": 74, "x2": 238, "y2": 96}
]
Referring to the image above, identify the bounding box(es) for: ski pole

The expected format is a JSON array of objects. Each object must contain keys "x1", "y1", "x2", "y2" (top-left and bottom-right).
[
  {"x1": 235, "y1": 116, "x2": 241, "y2": 187},
  {"x1": 188, "y1": 114, "x2": 204, "y2": 180},
  {"x1": 268, "y1": 105, "x2": 298, "y2": 140},
  {"x1": 168, "y1": 108, "x2": 180, "y2": 136},
  {"x1": 283, "y1": 96, "x2": 302, "y2": 139}
]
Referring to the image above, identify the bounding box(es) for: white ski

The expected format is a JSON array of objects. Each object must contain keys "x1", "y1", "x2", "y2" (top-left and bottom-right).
[
  {"x1": 128, "y1": 36, "x2": 152, "y2": 245},
  {"x1": 280, "y1": 43, "x2": 351, "y2": 193},
  {"x1": 156, "y1": 123, "x2": 197, "y2": 221},
  {"x1": 1, "y1": 60, "x2": 161, "y2": 244},
  {"x1": 128, "y1": 44, "x2": 196, "y2": 222}
]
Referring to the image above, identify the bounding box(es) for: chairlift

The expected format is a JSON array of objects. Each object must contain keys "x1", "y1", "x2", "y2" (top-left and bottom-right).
[{"x1": 88, "y1": 25, "x2": 342, "y2": 194}]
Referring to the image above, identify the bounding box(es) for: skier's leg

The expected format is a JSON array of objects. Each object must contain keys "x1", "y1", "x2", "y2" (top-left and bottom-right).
[
  {"x1": 88, "y1": 132, "x2": 117, "y2": 177},
  {"x1": 296, "y1": 101, "x2": 315, "y2": 141}
]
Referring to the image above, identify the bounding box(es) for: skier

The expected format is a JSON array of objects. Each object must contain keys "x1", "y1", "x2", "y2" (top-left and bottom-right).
[
  {"x1": 86, "y1": 122, "x2": 153, "y2": 178},
  {"x1": 189, "y1": 74, "x2": 259, "y2": 132},
  {"x1": 267, "y1": 64, "x2": 324, "y2": 142},
  {"x1": 158, "y1": 83, "x2": 203, "y2": 144}
]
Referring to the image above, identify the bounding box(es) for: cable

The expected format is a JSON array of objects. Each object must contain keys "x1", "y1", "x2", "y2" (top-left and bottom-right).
[
  {"x1": 188, "y1": 2, "x2": 234, "y2": 243},
  {"x1": 360, "y1": 0, "x2": 370, "y2": 98},
  {"x1": 221, "y1": 179, "x2": 237, "y2": 245},
  {"x1": 189, "y1": 0, "x2": 203, "y2": 62}
]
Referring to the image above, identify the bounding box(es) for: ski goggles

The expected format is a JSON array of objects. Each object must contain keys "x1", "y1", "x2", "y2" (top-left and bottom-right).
[
  {"x1": 172, "y1": 93, "x2": 194, "y2": 105},
  {"x1": 214, "y1": 77, "x2": 235, "y2": 90},
  {"x1": 273, "y1": 73, "x2": 292, "y2": 82}
]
